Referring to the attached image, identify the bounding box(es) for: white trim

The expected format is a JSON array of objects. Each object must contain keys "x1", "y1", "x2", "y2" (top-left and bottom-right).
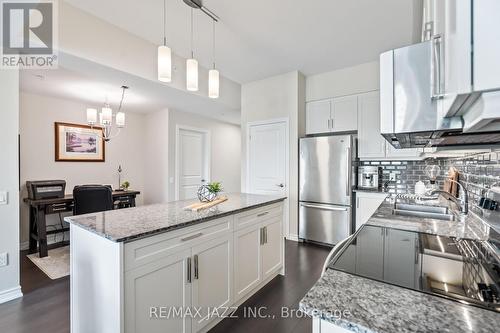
[
  {"x1": 175, "y1": 125, "x2": 211, "y2": 201},
  {"x1": 246, "y1": 118, "x2": 290, "y2": 239},
  {"x1": 286, "y1": 234, "x2": 299, "y2": 242},
  {"x1": 0, "y1": 286, "x2": 23, "y2": 304}
]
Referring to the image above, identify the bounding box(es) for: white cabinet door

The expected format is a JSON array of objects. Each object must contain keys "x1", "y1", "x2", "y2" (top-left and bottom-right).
[
  {"x1": 355, "y1": 193, "x2": 388, "y2": 231},
  {"x1": 233, "y1": 226, "x2": 262, "y2": 302},
  {"x1": 125, "y1": 249, "x2": 192, "y2": 333},
  {"x1": 191, "y1": 235, "x2": 232, "y2": 332},
  {"x1": 357, "y1": 91, "x2": 386, "y2": 159},
  {"x1": 306, "y1": 99, "x2": 331, "y2": 135},
  {"x1": 384, "y1": 229, "x2": 418, "y2": 289},
  {"x1": 385, "y1": 144, "x2": 421, "y2": 159},
  {"x1": 473, "y1": 0, "x2": 500, "y2": 91},
  {"x1": 261, "y1": 217, "x2": 283, "y2": 280},
  {"x1": 355, "y1": 225, "x2": 384, "y2": 279},
  {"x1": 332, "y1": 95, "x2": 358, "y2": 132}
]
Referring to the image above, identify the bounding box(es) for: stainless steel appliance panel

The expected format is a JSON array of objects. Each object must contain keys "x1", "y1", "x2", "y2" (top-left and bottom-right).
[
  {"x1": 393, "y1": 41, "x2": 437, "y2": 134},
  {"x1": 299, "y1": 135, "x2": 352, "y2": 206},
  {"x1": 299, "y1": 202, "x2": 351, "y2": 245}
]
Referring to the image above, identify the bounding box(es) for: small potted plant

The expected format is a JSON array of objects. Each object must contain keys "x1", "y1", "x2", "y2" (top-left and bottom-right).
[
  {"x1": 197, "y1": 181, "x2": 223, "y2": 202},
  {"x1": 121, "y1": 181, "x2": 130, "y2": 191}
]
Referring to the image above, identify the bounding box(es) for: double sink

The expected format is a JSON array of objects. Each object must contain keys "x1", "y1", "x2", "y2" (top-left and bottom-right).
[{"x1": 392, "y1": 203, "x2": 456, "y2": 221}]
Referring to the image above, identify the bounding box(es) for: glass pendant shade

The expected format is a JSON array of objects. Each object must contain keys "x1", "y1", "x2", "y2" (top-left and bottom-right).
[
  {"x1": 116, "y1": 112, "x2": 125, "y2": 128},
  {"x1": 157, "y1": 45, "x2": 172, "y2": 82},
  {"x1": 101, "y1": 107, "x2": 112, "y2": 124},
  {"x1": 86, "y1": 108, "x2": 97, "y2": 125},
  {"x1": 186, "y1": 58, "x2": 199, "y2": 91},
  {"x1": 208, "y1": 69, "x2": 219, "y2": 99}
]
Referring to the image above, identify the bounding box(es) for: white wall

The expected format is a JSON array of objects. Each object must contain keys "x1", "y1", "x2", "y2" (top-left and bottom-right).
[
  {"x1": 19, "y1": 92, "x2": 147, "y2": 245},
  {"x1": 143, "y1": 109, "x2": 169, "y2": 205},
  {"x1": 0, "y1": 70, "x2": 22, "y2": 303},
  {"x1": 306, "y1": 61, "x2": 379, "y2": 101},
  {"x1": 241, "y1": 71, "x2": 305, "y2": 239},
  {"x1": 168, "y1": 110, "x2": 241, "y2": 201}
]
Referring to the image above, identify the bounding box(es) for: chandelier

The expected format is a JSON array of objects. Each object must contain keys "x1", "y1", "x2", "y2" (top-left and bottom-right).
[{"x1": 86, "y1": 85, "x2": 128, "y2": 142}]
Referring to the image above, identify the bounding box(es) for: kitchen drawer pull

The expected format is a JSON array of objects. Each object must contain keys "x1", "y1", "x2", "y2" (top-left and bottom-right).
[
  {"x1": 257, "y1": 211, "x2": 269, "y2": 217},
  {"x1": 300, "y1": 203, "x2": 348, "y2": 212},
  {"x1": 194, "y1": 255, "x2": 199, "y2": 280},
  {"x1": 264, "y1": 226, "x2": 268, "y2": 244},
  {"x1": 181, "y1": 232, "x2": 203, "y2": 242},
  {"x1": 187, "y1": 257, "x2": 192, "y2": 283}
]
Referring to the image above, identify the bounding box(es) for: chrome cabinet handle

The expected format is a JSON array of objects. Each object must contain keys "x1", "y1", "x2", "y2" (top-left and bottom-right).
[
  {"x1": 300, "y1": 203, "x2": 348, "y2": 212},
  {"x1": 257, "y1": 211, "x2": 269, "y2": 217},
  {"x1": 431, "y1": 35, "x2": 445, "y2": 100},
  {"x1": 194, "y1": 255, "x2": 199, "y2": 280},
  {"x1": 276, "y1": 183, "x2": 285, "y2": 188},
  {"x1": 260, "y1": 227, "x2": 264, "y2": 245},
  {"x1": 181, "y1": 232, "x2": 203, "y2": 242},
  {"x1": 263, "y1": 226, "x2": 268, "y2": 244},
  {"x1": 187, "y1": 257, "x2": 192, "y2": 283},
  {"x1": 346, "y1": 147, "x2": 351, "y2": 197}
]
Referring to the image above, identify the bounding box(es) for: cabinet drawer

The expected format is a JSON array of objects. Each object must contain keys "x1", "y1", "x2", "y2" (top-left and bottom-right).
[
  {"x1": 234, "y1": 203, "x2": 283, "y2": 231},
  {"x1": 124, "y1": 217, "x2": 232, "y2": 271}
]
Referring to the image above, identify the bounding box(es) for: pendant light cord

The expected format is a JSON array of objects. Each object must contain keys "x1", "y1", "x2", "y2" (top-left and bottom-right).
[
  {"x1": 163, "y1": 0, "x2": 167, "y2": 45},
  {"x1": 212, "y1": 19, "x2": 216, "y2": 69},
  {"x1": 190, "y1": 8, "x2": 194, "y2": 58}
]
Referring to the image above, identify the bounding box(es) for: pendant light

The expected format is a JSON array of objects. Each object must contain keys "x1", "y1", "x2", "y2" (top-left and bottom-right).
[
  {"x1": 186, "y1": 8, "x2": 199, "y2": 91},
  {"x1": 158, "y1": 0, "x2": 172, "y2": 82},
  {"x1": 208, "y1": 19, "x2": 219, "y2": 99}
]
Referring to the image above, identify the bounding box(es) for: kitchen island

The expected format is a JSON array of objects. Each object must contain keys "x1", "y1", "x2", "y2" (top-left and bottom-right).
[
  {"x1": 300, "y1": 196, "x2": 500, "y2": 333},
  {"x1": 66, "y1": 193, "x2": 286, "y2": 333}
]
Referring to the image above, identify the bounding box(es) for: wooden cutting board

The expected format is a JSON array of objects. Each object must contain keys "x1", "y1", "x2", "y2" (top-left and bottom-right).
[
  {"x1": 184, "y1": 196, "x2": 228, "y2": 212},
  {"x1": 444, "y1": 167, "x2": 459, "y2": 197}
]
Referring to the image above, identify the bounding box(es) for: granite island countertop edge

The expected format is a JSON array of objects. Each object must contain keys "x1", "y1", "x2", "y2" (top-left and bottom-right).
[{"x1": 65, "y1": 194, "x2": 286, "y2": 243}]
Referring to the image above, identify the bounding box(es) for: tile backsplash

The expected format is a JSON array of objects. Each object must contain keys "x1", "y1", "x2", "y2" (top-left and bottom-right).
[{"x1": 359, "y1": 150, "x2": 500, "y2": 229}]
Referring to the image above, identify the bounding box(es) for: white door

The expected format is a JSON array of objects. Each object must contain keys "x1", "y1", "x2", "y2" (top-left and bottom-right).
[
  {"x1": 357, "y1": 91, "x2": 386, "y2": 159},
  {"x1": 177, "y1": 128, "x2": 210, "y2": 200},
  {"x1": 306, "y1": 100, "x2": 331, "y2": 135},
  {"x1": 233, "y1": 225, "x2": 262, "y2": 302},
  {"x1": 248, "y1": 121, "x2": 287, "y2": 195},
  {"x1": 124, "y1": 249, "x2": 192, "y2": 333},
  {"x1": 191, "y1": 234, "x2": 232, "y2": 332},
  {"x1": 261, "y1": 217, "x2": 283, "y2": 280},
  {"x1": 332, "y1": 95, "x2": 358, "y2": 132}
]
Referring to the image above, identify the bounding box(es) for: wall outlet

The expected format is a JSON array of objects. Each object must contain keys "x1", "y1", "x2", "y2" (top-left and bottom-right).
[
  {"x1": 389, "y1": 173, "x2": 397, "y2": 181},
  {"x1": 0, "y1": 191, "x2": 8, "y2": 205},
  {"x1": 0, "y1": 252, "x2": 8, "y2": 267}
]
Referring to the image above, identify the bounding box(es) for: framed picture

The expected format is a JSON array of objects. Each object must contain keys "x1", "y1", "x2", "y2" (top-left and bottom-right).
[{"x1": 55, "y1": 122, "x2": 105, "y2": 162}]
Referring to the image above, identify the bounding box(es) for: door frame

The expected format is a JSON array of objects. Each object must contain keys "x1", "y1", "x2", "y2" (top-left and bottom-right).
[
  {"x1": 175, "y1": 125, "x2": 211, "y2": 201},
  {"x1": 246, "y1": 118, "x2": 290, "y2": 238}
]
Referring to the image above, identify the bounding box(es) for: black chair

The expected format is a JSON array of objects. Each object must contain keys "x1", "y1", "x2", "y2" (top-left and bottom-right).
[{"x1": 73, "y1": 185, "x2": 113, "y2": 215}]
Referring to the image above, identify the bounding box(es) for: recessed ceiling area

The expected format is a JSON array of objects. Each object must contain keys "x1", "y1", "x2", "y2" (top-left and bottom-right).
[
  {"x1": 20, "y1": 53, "x2": 241, "y2": 124},
  {"x1": 65, "y1": 0, "x2": 421, "y2": 83}
]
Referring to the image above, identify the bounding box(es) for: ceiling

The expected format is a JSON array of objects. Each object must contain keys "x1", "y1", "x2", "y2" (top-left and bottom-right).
[
  {"x1": 20, "y1": 53, "x2": 241, "y2": 124},
  {"x1": 65, "y1": 0, "x2": 421, "y2": 84}
]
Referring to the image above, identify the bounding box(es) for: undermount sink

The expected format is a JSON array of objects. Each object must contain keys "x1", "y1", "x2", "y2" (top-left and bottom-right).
[{"x1": 392, "y1": 203, "x2": 455, "y2": 221}]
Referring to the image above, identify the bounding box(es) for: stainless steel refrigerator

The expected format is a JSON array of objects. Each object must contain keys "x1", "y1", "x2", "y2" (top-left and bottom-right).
[{"x1": 299, "y1": 135, "x2": 356, "y2": 245}]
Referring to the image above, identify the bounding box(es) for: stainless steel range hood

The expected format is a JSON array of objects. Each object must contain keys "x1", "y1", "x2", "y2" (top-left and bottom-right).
[{"x1": 380, "y1": 41, "x2": 500, "y2": 148}]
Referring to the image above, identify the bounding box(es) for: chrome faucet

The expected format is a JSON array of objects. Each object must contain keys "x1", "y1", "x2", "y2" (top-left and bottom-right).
[{"x1": 430, "y1": 179, "x2": 469, "y2": 215}]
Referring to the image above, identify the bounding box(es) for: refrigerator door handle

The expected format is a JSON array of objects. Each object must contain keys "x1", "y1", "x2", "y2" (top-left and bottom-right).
[
  {"x1": 300, "y1": 203, "x2": 348, "y2": 212},
  {"x1": 345, "y1": 147, "x2": 351, "y2": 197}
]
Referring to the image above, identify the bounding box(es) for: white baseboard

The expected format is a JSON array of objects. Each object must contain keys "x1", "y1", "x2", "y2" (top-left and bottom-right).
[
  {"x1": 0, "y1": 286, "x2": 23, "y2": 304},
  {"x1": 286, "y1": 234, "x2": 299, "y2": 242}
]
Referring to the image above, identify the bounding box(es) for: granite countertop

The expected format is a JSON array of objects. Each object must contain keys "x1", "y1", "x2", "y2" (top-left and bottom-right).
[
  {"x1": 300, "y1": 195, "x2": 500, "y2": 332},
  {"x1": 65, "y1": 193, "x2": 286, "y2": 242},
  {"x1": 367, "y1": 197, "x2": 492, "y2": 240},
  {"x1": 300, "y1": 270, "x2": 500, "y2": 333}
]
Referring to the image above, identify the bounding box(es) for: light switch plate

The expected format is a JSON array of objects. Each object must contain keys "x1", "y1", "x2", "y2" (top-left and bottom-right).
[
  {"x1": 0, "y1": 253, "x2": 8, "y2": 267},
  {"x1": 0, "y1": 191, "x2": 8, "y2": 205}
]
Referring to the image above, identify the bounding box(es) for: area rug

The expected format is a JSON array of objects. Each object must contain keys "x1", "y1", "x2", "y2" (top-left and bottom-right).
[{"x1": 27, "y1": 246, "x2": 70, "y2": 279}]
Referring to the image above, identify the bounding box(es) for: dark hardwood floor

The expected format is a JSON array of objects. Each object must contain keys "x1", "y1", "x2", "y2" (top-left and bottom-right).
[{"x1": 0, "y1": 241, "x2": 329, "y2": 333}]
